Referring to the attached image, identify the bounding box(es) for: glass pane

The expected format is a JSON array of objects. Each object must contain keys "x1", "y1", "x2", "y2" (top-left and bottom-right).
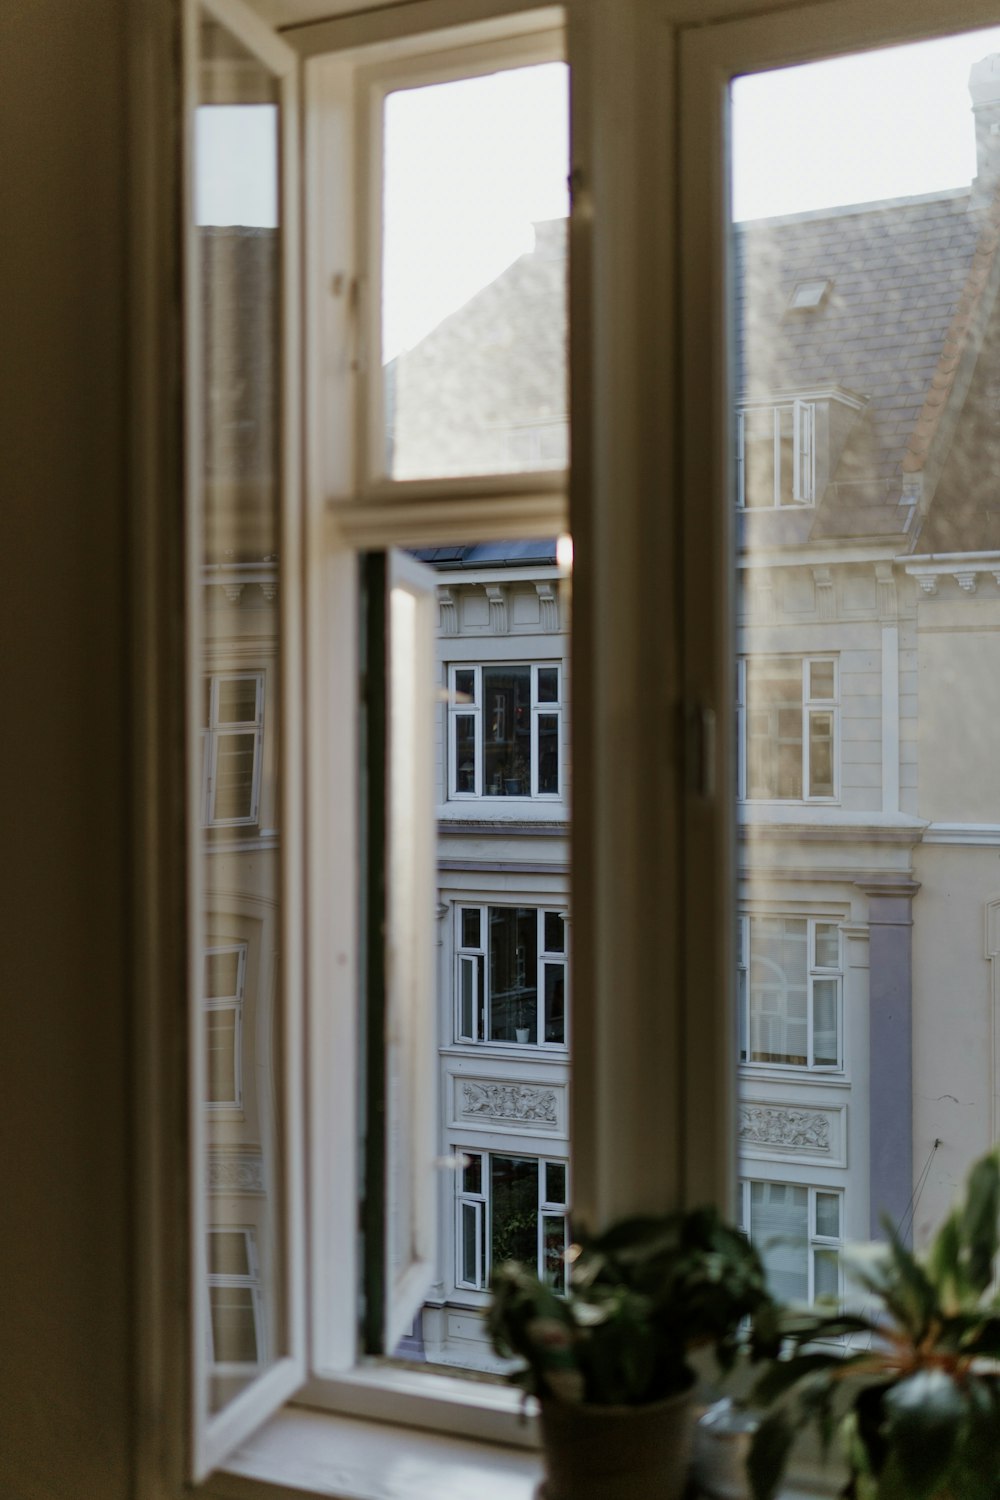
[
  {"x1": 382, "y1": 64, "x2": 569, "y2": 480},
  {"x1": 491, "y1": 1156, "x2": 538, "y2": 1269},
  {"x1": 777, "y1": 406, "x2": 795, "y2": 506},
  {"x1": 542, "y1": 1213, "x2": 568, "y2": 1291},
  {"x1": 816, "y1": 1192, "x2": 841, "y2": 1239},
  {"x1": 459, "y1": 956, "x2": 477, "y2": 1040},
  {"x1": 537, "y1": 667, "x2": 559, "y2": 703},
  {"x1": 745, "y1": 659, "x2": 802, "y2": 798},
  {"x1": 488, "y1": 907, "x2": 538, "y2": 1042},
  {"x1": 742, "y1": 407, "x2": 776, "y2": 508},
  {"x1": 545, "y1": 1161, "x2": 567, "y2": 1204},
  {"x1": 814, "y1": 923, "x2": 839, "y2": 969},
  {"x1": 208, "y1": 1230, "x2": 250, "y2": 1277},
  {"x1": 206, "y1": 1009, "x2": 238, "y2": 1103},
  {"x1": 749, "y1": 917, "x2": 808, "y2": 1065},
  {"x1": 544, "y1": 910, "x2": 565, "y2": 953},
  {"x1": 809, "y1": 661, "x2": 835, "y2": 701},
  {"x1": 194, "y1": 7, "x2": 285, "y2": 1417},
  {"x1": 454, "y1": 715, "x2": 476, "y2": 792},
  {"x1": 750, "y1": 1182, "x2": 808, "y2": 1302},
  {"x1": 217, "y1": 677, "x2": 258, "y2": 724},
  {"x1": 462, "y1": 1153, "x2": 482, "y2": 1196},
  {"x1": 813, "y1": 1247, "x2": 840, "y2": 1302},
  {"x1": 537, "y1": 714, "x2": 560, "y2": 794},
  {"x1": 812, "y1": 979, "x2": 839, "y2": 1067},
  {"x1": 543, "y1": 962, "x2": 565, "y2": 1044},
  {"x1": 454, "y1": 668, "x2": 476, "y2": 703},
  {"x1": 482, "y1": 666, "x2": 531, "y2": 796},
  {"x1": 808, "y1": 711, "x2": 834, "y2": 797},
  {"x1": 461, "y1": 907, "x2": 481, "y2": 949}
]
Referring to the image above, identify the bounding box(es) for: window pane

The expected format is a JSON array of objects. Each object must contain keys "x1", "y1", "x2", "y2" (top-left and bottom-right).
[
  {"x1": 815, "y1": 1191, "x2": 841, "y2": 1239},
  {"x1": 461, "y1": 1202, "x2": 481, "y2": 1287},
  {"x1": 750, "y1": 1181, "x2": 808, "y2": 1302},
  {"x1": 809, "y1": 661, "x2": 835, "y2": 701},
  {"x1": 454, "y1": 715, "x2": 476, "y2": 792},
  {"x1": 808, "y1": 711, "x2": 834, "y2": 797},
  {"x1": 749, "y1": 917, "x2": 808, "y2": 1065},
  {"x1": 543, "y1": 962, "x2": 565, "y2": 1044},
  {"x1": 544, "y1": 910, "x2": 565, "y2": 953},
  {"x1": 745, "y1": 659, "x2": 802, "y2": 798},
  {"x1": 537, "y1": 667, "x2": 559, "y2": 703},
  {"x1": 743, "y1": 407, "x2": 776, "y2": 507},
  {"x1": 490, "y1": 1155, "x2": 538, "y2": 1269},
  {"x1": 483, "y1": 667, "x2": 531, "y2": 796},
  {"x1": 813, "y1": 1247, "x2": 839, "y2": 1302},
  {"x1": 541, "y1": 1213, "x2": 568, "y2": 1291},
  {"x1": 382, "y1": 64, "x2": 569, "y2": 481},
  {"x1": 537, "y1": 714, "x2": 560, "y2": 794},
  {"x1": 459, "y1": 956, "x2": 476, "y2": 1040},
  {"x1": 489, "y1": 907, "x2": 538, "y2": 1042},
  {"x1": 545, "y1": 1161, "x2": 567, "y2": 1204},
  {"x1": 454, "y1": 668, "x2": 475, "y2": 703},
  {"x1": 814, "y1": 923, "x2": 839, "y2": 969},
  {"x1": 216, "y1": 677, "x2": 258, "y2": 724},
  {"x1": 193, "y1": 6, "x2": 286, "y2": 1419},
  {"x1": 812, "y1": 979, "x2": 839, "y2": 1067},
  {"x1": 462, "y1": 1153, "x2": 482, "y2": 1196},
  {"x1": 461, "y1": 908, "x2": 481, "y2": 949},
  {"x1": 777, "y1": 406, "x2": 795, "y2": 506}
]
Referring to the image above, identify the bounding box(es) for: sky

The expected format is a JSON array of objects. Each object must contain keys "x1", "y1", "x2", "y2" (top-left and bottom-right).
[{"x1": 195, "y1": 27, "x2": 1000, "y2": 357}]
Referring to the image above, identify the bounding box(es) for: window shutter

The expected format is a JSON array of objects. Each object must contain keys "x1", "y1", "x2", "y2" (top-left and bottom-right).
[{"x1": 382, "y1": 547, "x2": 439, "y2": 1353}]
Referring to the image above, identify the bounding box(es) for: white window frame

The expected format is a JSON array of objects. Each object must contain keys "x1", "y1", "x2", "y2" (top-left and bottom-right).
[
  {"x1": 454, "y1": 1148, "x2": 570, "y2": 1298},
  {"x1": 206, "y1": 1227, "x2": 266, "y2": 1371},
  {"x1": 736, "y1": 399, "x2": 816, "y2": 508},
  {"x1": 738, "y1": 914, "x2": 843, "y2": 1072},
  {"x1": 447, "y1": 662, "x2": 563, "y2": 801},
  {"x1": 737, "y1": 655, "x2": 839, "y2": 802},
  {"x1": 203, "y1": 941, "x2": 247, "y2": 1108},
  {"x1": 201, "y1": 671, "x2": 265, "y2": 827},
  {"x1": 738, "y1": 1179, "x2": 843, "y2": 1307},
  {"x1": 454, "y1": 904, "x2": 569, "y2": 1048}
]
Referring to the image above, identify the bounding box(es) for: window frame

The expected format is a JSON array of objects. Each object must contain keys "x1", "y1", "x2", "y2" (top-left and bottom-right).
[
  {"x1": 201, "y1": 671, "x2": 265, "y2": 828},
  {"x1": 454, "y1": 1147, "x2": 571, "y2": 1298},
  {"x1": 207, "y1": 1226, "x2": 265, "y2": 1372},
  {"x1": 738, "y1": 913, "x2": 844, "y2": 1072},
  {"x1": 203, "y1": 940, "x2": 248, "y2": 1108},
  {"x1": 447, "y1": 661, "x2": 564, "y2": 802},
  {"x1": 738, "y1": 1178, "x2": 844, "y2": 1307},
  {"x1": 736, "y1": 398, "x2": 816, "y2": 508},
  {"x1": 454, "y1": 902, "x2": 569, "y2": 1048},
  {"x1": 737, "y1": 654, "x2": 840, "y2": 802}
]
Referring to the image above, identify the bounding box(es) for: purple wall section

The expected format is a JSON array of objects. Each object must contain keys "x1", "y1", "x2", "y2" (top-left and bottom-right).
[{"x1": 860, "y1": 877, "x2": 920, "y2": 1243}]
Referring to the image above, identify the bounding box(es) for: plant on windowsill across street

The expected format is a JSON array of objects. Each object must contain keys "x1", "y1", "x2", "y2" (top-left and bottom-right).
[
  {"x1": 487, "y1": 1206, "x2": 778, "y2": 1500},
  {"x1": 747, "y1": 1148, "x2": 1000, "y2": 1500}
]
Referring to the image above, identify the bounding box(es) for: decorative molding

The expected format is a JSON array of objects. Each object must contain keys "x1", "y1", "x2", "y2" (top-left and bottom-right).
[
  {"x1": 438, "y1": 586, "x2": 458, "y2": 636},
  {"x1": 953, "y1": 570, "x2": 978, "y2": 594},
  {"x1": 738, "y1": 1105, "x2": 831, "y2": 1154},
  {"x1": 924, "y1": 822, "x2": 1000, "y2": 847},
  {"x1": 875, "y1": 561, "x2": 897, "y2": 620},
  {"x1": 916, "y1": 574, "x2": 939, "y2": 596},
  {"x1": 460, "y1": 1081, "x2": 557, "y2": 1125},
  {"x1": 484, "y1": 584, "x2": 509, "y2": 634},
  {"x1": 535, "y1": 579, "x2": 559, "y2": 632},
  {"x1": 207, "y1": 1151, "x2": 265, "y2": 1195},
  {"x1": 223, "y1": 582, "x2": 245, "y2": 605},
  {"x1": 261, "y1": 581, "x2": 278, "y2": 603},
  {"x1": 812, "y1": 566, "x2": 835, "y2": 622}
]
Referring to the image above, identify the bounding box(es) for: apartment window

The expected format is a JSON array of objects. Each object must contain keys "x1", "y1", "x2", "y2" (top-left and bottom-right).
[
  {"x1": 738, "y1": 915, "x2": 842, "y2": 1069},
  {"x1": 455, "y1": 1151, "x2": 569, "y2": 1293},
  {"x1": 737, "y1": 1181, "x2": 842, "y2": 1306},
  {"x1": 738, "y1": 656, "x2": 838, "y2": 800},
  {"x1": 201, "y1": 673, "x2": 264, "y2": 826},
  {"x1": 737, "y1": 400, "x2": 815, "y2": 508},
  {"x1": 448, "y1": 663, "x2": 561, "y2": 799},
  {"x1": 207, "y1": 1228, "x2": 263, "y2": 1367},
  {"x1": 204, "y1": 942, "x2": 247, "y2": 1106},
  {"x1": 455, "y1": 905, "x2": 567, "y2": 1046}
]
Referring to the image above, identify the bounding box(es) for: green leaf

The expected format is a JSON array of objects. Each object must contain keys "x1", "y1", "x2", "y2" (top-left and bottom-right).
[
  {"x1": 960, "y1": 1152, "x2": 1000, "y2": 1296},
  {"x1": 747, "y1": 1410, "x2": 797, "y2": 1500},
  {"x1": 751, "y1": 1350, "x2": 855, "y2": 1407},
  {"x1": 880, "y1": 1370, "x2": 969, "y2": 1500}
]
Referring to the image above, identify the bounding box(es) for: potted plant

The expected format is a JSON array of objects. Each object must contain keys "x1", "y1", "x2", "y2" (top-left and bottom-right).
[
  {"x1": 748, "y1": 1149, "x2": 1000, "y2": 1500},
  {"x1": 487, "y1": 1206, "x2": 776, "y2": 1500},
  {"x1": 514, "y1": 1004, "x2": 532, "y2": 1044}
]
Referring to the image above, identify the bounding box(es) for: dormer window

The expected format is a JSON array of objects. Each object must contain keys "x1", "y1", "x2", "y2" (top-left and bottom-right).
[{"x1": 737, "y1": 399, "x2": 815, "y2": 508}]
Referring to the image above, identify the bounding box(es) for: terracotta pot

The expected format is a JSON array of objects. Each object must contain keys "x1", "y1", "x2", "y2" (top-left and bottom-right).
[{"x1": 538, "y1": 1389, "x2": 695, "y2": 1500}]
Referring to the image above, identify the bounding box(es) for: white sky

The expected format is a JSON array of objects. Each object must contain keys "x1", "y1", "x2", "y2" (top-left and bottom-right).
[
  {"x1": 195, "y1": 105, "x2": 277, "y2": 228},
  {"x1": 732, "y1": 27, "x2": 1000, "y2": 221}
]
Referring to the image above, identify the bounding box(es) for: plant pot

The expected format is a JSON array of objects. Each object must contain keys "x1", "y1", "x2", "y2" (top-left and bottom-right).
[
  {"x1": 537, "y1": 1389, "x2": 695, "y2": 1500},
  {"x1": 515, "y1": 1027, "x2": 532, "y2": 1044}
]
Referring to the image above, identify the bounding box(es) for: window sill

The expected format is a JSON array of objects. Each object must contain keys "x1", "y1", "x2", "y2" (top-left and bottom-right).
[{"x1": 203, "y1": 1405, "x2": 836, "y2": 1500}]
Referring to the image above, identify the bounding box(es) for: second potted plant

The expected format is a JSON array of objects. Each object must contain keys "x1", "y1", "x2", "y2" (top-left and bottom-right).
[{"x1": 487, "y1": 1206, "x2": 776, "y2": 1500}]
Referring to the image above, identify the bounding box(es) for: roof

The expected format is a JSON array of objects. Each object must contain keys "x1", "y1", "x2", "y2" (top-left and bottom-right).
[{"x1": 411, "y1": 540, "x2": 558, "y2": 569}]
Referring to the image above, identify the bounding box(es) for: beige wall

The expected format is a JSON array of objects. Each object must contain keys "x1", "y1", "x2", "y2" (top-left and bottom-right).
[
  {"x1": 0, "y1": 3, "x2": 132, "y2": 1496},
  {"x1": 918, "y1": 598, "x2": 1000, "y2": 823}
]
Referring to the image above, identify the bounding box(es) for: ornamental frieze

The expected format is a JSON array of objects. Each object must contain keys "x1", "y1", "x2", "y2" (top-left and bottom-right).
[
  {"x1": 460, "y1": 1081, "x2": 558, "y2": 1125},
  {"x1": 738, "y1": 1105, "x2": 831, "y2": 1153}
]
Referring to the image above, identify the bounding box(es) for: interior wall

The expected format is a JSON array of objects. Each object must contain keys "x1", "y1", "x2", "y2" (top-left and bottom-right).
[{"x1": 0, "y1": 2, "x2": 132, "y2": 1495}]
